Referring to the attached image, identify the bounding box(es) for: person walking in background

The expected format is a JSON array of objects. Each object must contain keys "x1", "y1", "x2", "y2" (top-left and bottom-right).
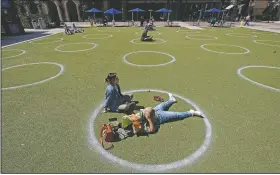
[
  {"x1": 244, "y1": 15, "x2": 250, "y2": 26},
  {"x1": 140, "y1": 16, "x2": 144, "y2": 27},
  {"x1": 90, "y1": 19, "x2": 93, "y2": 28}
]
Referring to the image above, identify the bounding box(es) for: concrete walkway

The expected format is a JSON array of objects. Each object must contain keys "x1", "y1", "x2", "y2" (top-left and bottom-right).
[
  {"x1": 243, "y1": 22, "x2": 280, "y2": 33},
  {"x1": 1, "y1": 28, "x2": 64, "y2": 48}
]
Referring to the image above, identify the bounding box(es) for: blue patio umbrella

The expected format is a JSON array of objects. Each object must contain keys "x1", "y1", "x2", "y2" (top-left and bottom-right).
[
  {"x1": 155, "y1": 8, "x2": 171, "y2": 13},
  {"x1": 86, "y1": 8, "x2": 103, "y2": 20},
  {"x1": 205, "y1": 8, "x2": 222, "y2": 13},
  {"x1": 155, "y1": 8, "x2": 172, "y2": 20},
  {"x1": 129, "y1": 8, "x2": 145, "y2": 21},
  {"x1": 104, "y1": 8, "x2": 121, "y2": 21},
  {"x1": 86, "y1": 8, "x2": 102, "y2": 13}
]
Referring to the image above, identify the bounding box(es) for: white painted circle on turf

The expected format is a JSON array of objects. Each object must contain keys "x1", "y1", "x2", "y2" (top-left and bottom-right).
[
  {"x1": 88, "y1": 89, "x2": 212, "y2": 172},
  {"x1": 130, "y1": 38, "x2": 167, "y2": 44},
  {"x1": 2, "y1": 49, "x2": 26, "y2": 59},
  {"x1": 122, "y1": 51, "x2": 176, "y2": 67},
  {"x1": 2, "y1": 62, "x2": 64, "y2": 90},
  {"x1": 176, "y1": 30, "x2": 201, "y2": 33},
  {"x1": 200, "y1": 44, "x2": 250, "y2": 54},
  {"x1": 237, "y1": 65, "x2": 280, "y2": 92},
  {"x1": 135, "y1": 31, "x2": 162, "y2": 35},
  {"x1": 83, "y1": 34, "x2": 113, "y2": 39},
  {"x1": 226, "y1": 33, "x2": 257, "y2": 38},
  {"x1": 186, "y1": 35, "x2": 218, "y2": 40},
  {"x1": 30, "y1": 38, "x2": 64, "y2": 44},
  {"x1": 55, "y1": 42, "x2": 97, "y2": 53},
  {"x1": 253, "y1": 40, "x2": 280, "y2": 47},
  {"x1": 97, "y1": 29, "x2": 120, "y2": 32}
]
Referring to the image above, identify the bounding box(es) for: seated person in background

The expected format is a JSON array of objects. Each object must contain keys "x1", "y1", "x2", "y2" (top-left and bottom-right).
[
  {"x1": 123, "y1": 93, "x2": 203, "y2": 135},
  {"x1": 103, "y1": 16, "x2": 108, "y2": 26},
  {"x1": 64, "y1": 24, "x2": 73, "y2": 35},
  {"x1": 210, "y1": 17, "x2": 217, "y2": 26},
  {"x1": 104, "y1": 73, "x2": 136, "y2": 113},
  {"x1": 141, "y1": 27, "x2": 153, "y2": 41},
  {"x1": 72, "y1": 23, "x2": 84, "y2": 33}
]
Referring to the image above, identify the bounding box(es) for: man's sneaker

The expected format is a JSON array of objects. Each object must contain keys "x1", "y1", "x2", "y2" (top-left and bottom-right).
[
  {"x1": 168, "y1": 93, "x2": 177, "y2": 103},
  {"x1": 189, "y1": 109, "x2": 203, "y2": 117}
]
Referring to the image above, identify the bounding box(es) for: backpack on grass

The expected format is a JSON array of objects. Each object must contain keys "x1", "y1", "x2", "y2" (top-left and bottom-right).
[{"x1": 99, "y1": 118, "x2": 132, "y2": 150}]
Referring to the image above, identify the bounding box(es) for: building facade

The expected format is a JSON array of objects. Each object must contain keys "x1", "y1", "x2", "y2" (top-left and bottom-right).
[{"x1": 13, "y1": 0, "x2": 278, "y2": 28}]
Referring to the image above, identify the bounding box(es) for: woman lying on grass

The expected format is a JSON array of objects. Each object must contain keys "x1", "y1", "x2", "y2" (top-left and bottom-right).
[
  {"x1": 104, "y1": 73, "x2": 135, "y2": 113},
  {"x1": 123, "y1": 93, "x2": 203, "y2": 134}
]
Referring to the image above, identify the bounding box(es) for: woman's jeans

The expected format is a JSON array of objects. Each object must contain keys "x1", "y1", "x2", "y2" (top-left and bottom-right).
[{"x1": 153, "y1": 99, "x2": 192, "y2": 125}]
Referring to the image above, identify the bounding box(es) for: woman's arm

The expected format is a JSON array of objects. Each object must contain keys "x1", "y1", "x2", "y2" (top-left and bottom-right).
[
  {"x1": 104, "y1": 86, "x2": 114, "y2": 111},
  {"x1": 116, "y1": 84, "x2": 123, "y2": 97}
]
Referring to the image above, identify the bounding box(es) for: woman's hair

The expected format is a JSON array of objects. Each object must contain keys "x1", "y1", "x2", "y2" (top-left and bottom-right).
[{"x1": 105, "y1": 73, "x2": 117, "y2": 83}]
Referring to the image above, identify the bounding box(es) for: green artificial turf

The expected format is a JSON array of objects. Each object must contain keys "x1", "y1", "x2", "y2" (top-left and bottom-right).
[
  {"x1": 1, "y1": 26, "x2": 280, "y2": 173},
  {"x1": 242, "y1": 67, "x2": 280, "y2": 89},
  {"x1": 31, "y1": 37, "x2": 63, "y2": 44},
  {"x1": 2, "y1": 64, "x2": 61, "y2": 88},
  {"x1": 2, "y1": 50, "x2": 24, "y2": 59},
  {"x1": 124, "y1": 52, "x2": 173, "y2": 65}
]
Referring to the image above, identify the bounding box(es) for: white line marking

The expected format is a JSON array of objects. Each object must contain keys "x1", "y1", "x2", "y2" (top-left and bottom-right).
[
  {"x1": 253, "y1": 40, "x2": 280, "y2": 47},
  {"x1": 135, "y1": 31, "x2": 162, "y2": 35},
  {"x1": 176, "y1": 30, "x2": 201, "y2": 33},
  {"x1": 237, "y1": 65, "x2": 280, "y2": 92},
  {"x1": 122, "y1": 51, "x2": 176, "y2": 67},
  {"x1": 186, "y1": 35, "x2": 218, "y2": 40},
  {"x1": 2, "y1": 62, "x2": 64, "y2": 90},
  {"x1": 200, "y1": 44, "x2": 250, "y2": 54},
  {"x1": 97, "y1": 29, "x2": 120, "y2": 32},
  {"x1": 1, "y1": 49, "x2": 27, "y2": 59},
  {"x1": 226, "y1": 33, "x2": 257, "y2": 38},
  {"x1": 30, "y1": 37, "x2": 64, "y2": 44},
  {"x1": 55, "y1": 42, "x2": 98, "y2": 53},
  {"x1": 88, "y1": 89, "x2": 212, "y2": 172},
  {"x1": 83, "y1": 34, "x2": 113, "y2": 39},
  {"x1": 1, "y1": 32, "x2": 62, "y2": 48},
  {"x1": 130, "y1": 38, "x2": 167, "y2": 44}
]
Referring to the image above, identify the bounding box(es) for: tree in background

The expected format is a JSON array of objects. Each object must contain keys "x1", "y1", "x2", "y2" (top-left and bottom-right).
[{"x1": 263, "y1": 0, "x2": 280, "y2": 22}]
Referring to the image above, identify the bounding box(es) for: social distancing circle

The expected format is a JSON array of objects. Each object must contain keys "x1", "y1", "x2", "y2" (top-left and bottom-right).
[
  {"x1": 2, "y1": 62, "x2": 64, "y2": 90},
  {"x1": 176, "y1": 30, "x2": 201, "y2": 33},
  {"x1": 97, "y1": 29, "x2": 120, "y2": 32},
  {"x1": 200, "y1": 44, "x2": 250, "y2": 54},
  {"x1": 122, "y1": 51, "x2": 176, "y2": 67},
  {"x1": 83, "y1": 34, "x2": 113, "y2": 39},
  {"x1": 2, "y1": 49, "x2": 27, "y2": 59},
  {"x1": 237, "y1": 65, "x2": 280, "y2": 92},
  {"x1": 55, "y1": 42, "x2": 98, "y2": 52},
  {"x1": 226, "y1": 33, "x2": 257, "y2": 38},
  {"x1": 186, "y1": 35, "x2": 218, "y2": 40},
  {"x1": 135, "y1": 31, "x2": 162, "y2": 35},
  {"x1": 30, "y1": 38, "x2": 64, "y2": 44},
  {"x1": 130, "y1": 38, "x2": 167, "y2": 44},
  {"x1": 88, "y1": 89, "x2": 212, "y2": 172},
  {"x1": 253, "y1": 40, "x2": 280, "y2": 47}
]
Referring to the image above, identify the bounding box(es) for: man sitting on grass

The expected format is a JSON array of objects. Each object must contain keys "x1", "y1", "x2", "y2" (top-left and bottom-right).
[
  {"x1": 123, "y1": 93, "x2": 203, "y2": 135},
  {"x1": 72, "y1": 23, "x2": 84, "y2": 33},
  {"x1": 209, "y1": 17, "x2": 217, "y2": 27},
  {"x1": 64, "y1": 24, "x2": 73, "y2": 35},
  {"x1": 141, "y1": 27, "x2": 153, "y2": 42}
]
